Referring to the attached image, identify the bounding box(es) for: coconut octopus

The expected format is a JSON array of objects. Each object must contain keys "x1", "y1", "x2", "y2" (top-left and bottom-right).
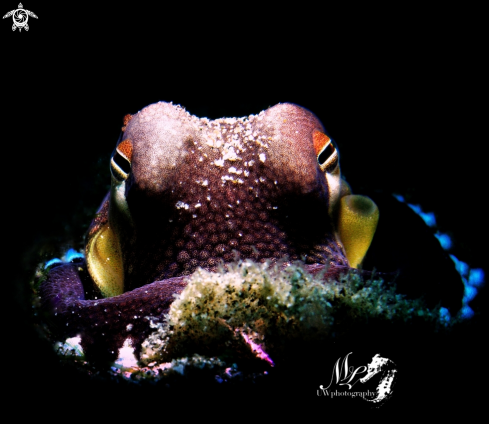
[{"x1": 39, "y1": 102, "x2": 463, "y2": 363}]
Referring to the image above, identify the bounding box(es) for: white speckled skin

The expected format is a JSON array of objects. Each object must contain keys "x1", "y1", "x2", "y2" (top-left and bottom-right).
[{"x1": 99, "y1": 102, "x2": 349, "y2": 292}]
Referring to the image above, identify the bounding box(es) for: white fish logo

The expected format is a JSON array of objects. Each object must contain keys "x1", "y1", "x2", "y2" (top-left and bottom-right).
[{"x1": 3, "y1": 3, "x2": 37, "y2": 32}]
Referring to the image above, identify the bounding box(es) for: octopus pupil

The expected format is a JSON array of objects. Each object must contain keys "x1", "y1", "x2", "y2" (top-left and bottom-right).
[
  {"x1": 112, "y1": 151, "x2": 131, "y2": 175},
  {"x1": 318, "y1": 143, "x2": 336, "y2": 166}
]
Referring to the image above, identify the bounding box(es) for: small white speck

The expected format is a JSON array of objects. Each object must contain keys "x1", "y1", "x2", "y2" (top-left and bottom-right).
[
  {"x1": 176, "y1": 201, "x2": 189, "y2": 210},
  {"x1": 214, "y1": 159, "x2": 224, "y2": 167},
  {"x1": 195, "y1": 203, "x2": 201, "y2": 208},
  {"x1": 259, "y1": 153, "x2": 266, "y2": 162},
  {"x1": 222, "y1": 145, "x2": 240, "y2": 161}
]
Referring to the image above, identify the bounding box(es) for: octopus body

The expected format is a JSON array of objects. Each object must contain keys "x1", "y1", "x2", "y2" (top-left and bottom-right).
[{"x1": 39, "y1": 102, "x2": 458, "y2": 363}]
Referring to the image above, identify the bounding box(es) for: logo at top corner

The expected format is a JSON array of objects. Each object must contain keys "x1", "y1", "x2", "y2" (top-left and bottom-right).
[{"x1": 3, "y1": 3, "x2": 37, "y2": 32}]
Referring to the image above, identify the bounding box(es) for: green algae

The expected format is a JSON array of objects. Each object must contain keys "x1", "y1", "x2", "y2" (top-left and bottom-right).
[
  {"x1": 31, "y1": 257, "x2": 461, "y2": 385},
  {"x1": 140, "y1": 259, "x2": 449, "y2": 368}
]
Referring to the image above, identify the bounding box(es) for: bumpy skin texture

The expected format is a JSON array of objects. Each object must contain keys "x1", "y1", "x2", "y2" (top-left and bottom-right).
[
  {"x1": 116, "y1": 102, "x2": 347, "y2": 291},
  {"x1": 38, "y1": 102, "x2": 464, "y2": 363},
  {"x1": 40, "y1": 261, "x2": 188, "y2": 361},
  {"x1": 40, "y1": 103, "x2": 350, "y2": 362}
]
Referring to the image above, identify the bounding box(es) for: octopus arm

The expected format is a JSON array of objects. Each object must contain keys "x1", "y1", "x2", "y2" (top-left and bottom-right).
[{"x1": 39, "y1": 261, "x2": 188, "y2": 362}]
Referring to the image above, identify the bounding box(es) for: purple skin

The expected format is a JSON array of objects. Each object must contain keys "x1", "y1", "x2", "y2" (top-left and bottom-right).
[
  {"x1": 40, "y1": 261, "x2": 347, "y2": 362},
  {"x1": 40, "y1": 262, "x2": 189, "y2": 362},
  {"x1": 39, "y1": 102, "x2": 356, "y2": 363}
]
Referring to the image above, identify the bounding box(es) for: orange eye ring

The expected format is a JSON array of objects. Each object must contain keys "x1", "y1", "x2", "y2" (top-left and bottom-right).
[
  {"x1": 110, "y1": 139, "x2": 133, "y2": 181},
  {"x1": 117, "y1": 139, "x2": 133, "y2": 162},
  {"x1": 313, "y1": 130, "x2": 338, "y2": 173}
]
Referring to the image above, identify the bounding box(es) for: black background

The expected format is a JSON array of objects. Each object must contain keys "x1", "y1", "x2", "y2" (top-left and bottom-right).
[{"x1": 3, "y1": 2, "x2": 486, "y2": 418}]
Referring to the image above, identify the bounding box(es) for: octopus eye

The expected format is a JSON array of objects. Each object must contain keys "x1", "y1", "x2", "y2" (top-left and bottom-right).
[
  {"x1": 110, "y1": 139, "x2": 133, "y2": 181},
  {"x1": 313, "y1": 130, "x2": 339, "y2": 173}
]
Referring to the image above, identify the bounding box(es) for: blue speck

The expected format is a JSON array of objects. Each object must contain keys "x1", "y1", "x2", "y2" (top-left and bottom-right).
[
  {"x1": 448, "y1": 256, "x2": 484, "y2": 319},
  {"x1": 418, "y1": 211, "x2": 436, "y2": 227},
  {"x1": 463, "y1": 285, "x2": 478, "y2": 303},
  {"x1": 407, "y1": 203, "x2": 421, "y2": 214},
  {"x1": 439, "y1": 307, "x2": 451, "y2": 324},
  {"x1": 44, "y1": 258, "x2": 62, "y2": 269},
  {"x1": 450, "y1": 255, "x2": 469, "y2": 278},
  {"x1": 435, "y1": 233, "x2": 453, "y2": 250},
  {"x1": 407, "y1": 203, "x2": 436, "y2": 227},
  {"x1": 468, "y1": 269, "x2": 485, "y2": 288},
  {"x1": 64, "y1": 248, "x2": 84, "y2": 262},
  {"x1": 395, "y1": 195, "x2": 438, "y2": 227},
  {"x1": 394, "y1": 193, "x2": 483, "y2": 320},
  {"x1": 460, "y1": 305, "x2": 475, "y2": 320}
]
